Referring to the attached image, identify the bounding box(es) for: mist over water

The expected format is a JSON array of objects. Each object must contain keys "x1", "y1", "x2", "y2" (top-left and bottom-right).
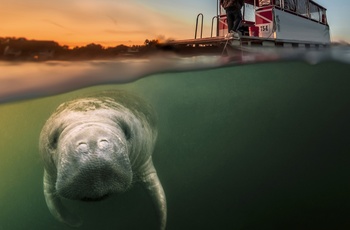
[{"x1": 1, "y1": 47, "x2": 350, "y2": 229}]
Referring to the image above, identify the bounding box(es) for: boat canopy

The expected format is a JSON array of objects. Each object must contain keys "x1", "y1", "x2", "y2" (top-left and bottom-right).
[
  {"x1": 223, "y1": 0, "x2": 328, "y2": 24},
  {"x1": 243, "y1": 0, "x2": 326, "y2": 10},
  {"x1": 243, "y1": 0, "x2": 327, "y2": 13}
]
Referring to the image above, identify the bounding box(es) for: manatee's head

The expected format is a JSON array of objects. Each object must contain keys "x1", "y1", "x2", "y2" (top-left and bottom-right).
[{"x1": 53, "y1": 121, "x2": 132, "y2": 201}]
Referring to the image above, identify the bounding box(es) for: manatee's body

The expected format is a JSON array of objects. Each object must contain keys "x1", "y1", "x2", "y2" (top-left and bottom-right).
[{"x1": 39, "y1": 90, "x2": 166, "y2": 229}]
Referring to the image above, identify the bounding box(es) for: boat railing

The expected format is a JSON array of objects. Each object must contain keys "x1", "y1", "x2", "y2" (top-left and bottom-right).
[
  {"x1": 211, "y1": 16, "x2": 219, "y2": 37},
  {"x1": 194, "y1": 13, "x2": 204, "y2": 39}
]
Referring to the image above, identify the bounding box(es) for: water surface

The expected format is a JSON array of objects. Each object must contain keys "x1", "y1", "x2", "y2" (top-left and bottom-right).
[{"x1": 0, "y1": 49, "x2": 350, "y2": 229}]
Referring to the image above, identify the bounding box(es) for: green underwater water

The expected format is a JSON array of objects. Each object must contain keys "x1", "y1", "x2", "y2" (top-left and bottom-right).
[{"x1": 0, "y1": 60, "x2": 350, "y2": 229}]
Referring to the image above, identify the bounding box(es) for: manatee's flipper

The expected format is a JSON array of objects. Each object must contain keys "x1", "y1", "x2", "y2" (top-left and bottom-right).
[
  {"x1": 43, "y1": 170, "x2": 82, "y2": 227},
  {"x1": 141, "y1": 161, "x2": 167, "y2": 230}
]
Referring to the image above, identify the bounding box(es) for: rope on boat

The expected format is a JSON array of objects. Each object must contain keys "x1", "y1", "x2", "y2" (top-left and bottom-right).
[
  {"x1": 221, "y1": 37, "x2": 243, "y2": 56},
  {"x1": 221, "y1": 39, "x2": 230, "y2": 56}
]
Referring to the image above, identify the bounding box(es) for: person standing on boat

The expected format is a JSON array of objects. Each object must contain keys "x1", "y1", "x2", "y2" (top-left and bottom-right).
[{"x1": 220, "y1": 0, "x2": 244, "y2": 38}]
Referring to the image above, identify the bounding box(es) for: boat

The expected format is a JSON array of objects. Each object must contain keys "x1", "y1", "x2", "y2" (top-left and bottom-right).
[{"x1": 164, "y1": 0, "x2": 330, "y2": 56}]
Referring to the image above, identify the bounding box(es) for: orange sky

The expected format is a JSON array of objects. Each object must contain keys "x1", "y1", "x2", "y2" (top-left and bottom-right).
[{"x1": 1, "y1": 0, "x2": 204, "y2": 47}]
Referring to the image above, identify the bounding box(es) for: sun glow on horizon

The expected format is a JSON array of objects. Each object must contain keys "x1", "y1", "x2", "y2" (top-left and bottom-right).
[{"x1": 1, "y1": 0, "x2": 196, "y2": 47}]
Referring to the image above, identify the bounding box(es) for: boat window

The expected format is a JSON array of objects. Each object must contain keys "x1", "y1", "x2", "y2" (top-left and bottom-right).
[
  {"x1": 274, "y1": 0, "x2": 281, "y2": 7},
  {"x1": 284, "y1": 0, "x2": 297, "y2": 12},
  {"x1": 309, "y1": 2, "x2": 320, "y2": 21},
  {"x1": 321, "y1": 9, "x2": 327, "y2": 24},
  {"x1": 244, "y1": 3, "x2": 256, "y2": 22},
  {"x1": 274, "y1": 0, "x2": 327, "y2": 24},
  {"x1": 296, "y1": 0, "x2": 308, "y2": 17}
]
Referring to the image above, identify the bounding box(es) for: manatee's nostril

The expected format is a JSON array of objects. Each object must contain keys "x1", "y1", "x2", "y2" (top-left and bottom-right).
[
  {"x1": 77, "y1": 142, "x2": 89, "y2": 154},
  {"x1": 98, "y1": 139, "x2": 109, "y2": 149}
]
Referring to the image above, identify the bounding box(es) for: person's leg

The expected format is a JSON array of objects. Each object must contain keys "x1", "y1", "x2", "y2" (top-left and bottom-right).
[
  {"x1": 226, "y1": 9, "x2": 234, "y2": 33},
  {"x1": 232, "y1": 9, "x2": 242, "y2": 32}
]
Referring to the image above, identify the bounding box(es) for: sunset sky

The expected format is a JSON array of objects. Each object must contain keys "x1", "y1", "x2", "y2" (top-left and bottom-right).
[{"x1": 1, "y1": 0, "x2": 349, "y2": 47}]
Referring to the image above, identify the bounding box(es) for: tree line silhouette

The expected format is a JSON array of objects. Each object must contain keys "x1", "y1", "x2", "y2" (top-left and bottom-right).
[{"x1": 0, "y1": 37, "x2": 162, "y2": 61}]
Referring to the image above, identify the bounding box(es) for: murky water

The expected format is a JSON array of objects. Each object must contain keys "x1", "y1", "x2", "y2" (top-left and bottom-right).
[{"x1": 1, "y1": 48, "x2": 350, "y2": 229}]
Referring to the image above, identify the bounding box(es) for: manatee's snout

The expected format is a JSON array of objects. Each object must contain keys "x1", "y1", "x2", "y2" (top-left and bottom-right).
[
  {"x1": 74, "y1": 128, "x2": 114, "y2": 156},
  {"x1": 56, "y1": 124, "x2": 133, "y2": 201}
]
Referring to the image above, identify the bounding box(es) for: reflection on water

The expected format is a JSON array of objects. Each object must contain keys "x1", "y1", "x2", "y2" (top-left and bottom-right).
[
  {"x1": 0, "y1": 48, "x2": 350, "y2": 229},
  {"x1": 1, "y1": 46, "x2": 347, "y2": 104},
  {"x1": 0, "y1": 55, "x2": 222, "y2": 103}
]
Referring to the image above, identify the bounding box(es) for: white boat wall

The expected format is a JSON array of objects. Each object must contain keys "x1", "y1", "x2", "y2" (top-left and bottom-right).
[{"x1": 255, "y1": 7, "x2": 330, "y2": 44}]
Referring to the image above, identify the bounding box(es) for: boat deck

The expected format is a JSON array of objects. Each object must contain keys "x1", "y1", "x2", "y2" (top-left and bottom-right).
[{"x1": 166, "y1": 35, "x2": 329, "y2": 48}]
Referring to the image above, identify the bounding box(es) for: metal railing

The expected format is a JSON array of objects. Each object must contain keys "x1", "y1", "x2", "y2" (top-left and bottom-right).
[
  {"x1": 211, "y1": 16, "x2": 218, "y2": 37},
  {"x1": 194, "y1": 13, "x2": 204, "y2": 39}
]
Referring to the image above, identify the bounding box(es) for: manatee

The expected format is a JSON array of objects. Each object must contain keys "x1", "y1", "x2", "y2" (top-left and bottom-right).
[{"x1": 39, "y1": 90, "x2": 166, "y2": 229}]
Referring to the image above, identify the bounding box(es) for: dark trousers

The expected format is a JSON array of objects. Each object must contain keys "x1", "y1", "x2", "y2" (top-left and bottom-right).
[{"x1": 226, "y1": 8, "x2": 242, "y2": 32}]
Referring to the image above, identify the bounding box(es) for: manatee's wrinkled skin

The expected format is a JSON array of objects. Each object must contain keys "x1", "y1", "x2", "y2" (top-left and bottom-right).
[{"x1": 39, "y1": 91, "x2": 166, "y2": 229}]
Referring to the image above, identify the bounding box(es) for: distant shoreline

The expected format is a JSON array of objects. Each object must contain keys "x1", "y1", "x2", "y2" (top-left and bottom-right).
[
  {"x1": 0, "y1": 36, "x2": 348, "y2": 62},
  {"x1": 0, "y1": 37, "x2": 166, "y2": 62}
]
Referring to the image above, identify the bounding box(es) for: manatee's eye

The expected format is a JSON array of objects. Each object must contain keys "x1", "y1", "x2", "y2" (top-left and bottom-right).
[
  {"x1": 50, "y1": 130, "x2": 60, "y2": 150},
  {"x1": 119, "y1": 121, "x2": 131, "y2": 140}
]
